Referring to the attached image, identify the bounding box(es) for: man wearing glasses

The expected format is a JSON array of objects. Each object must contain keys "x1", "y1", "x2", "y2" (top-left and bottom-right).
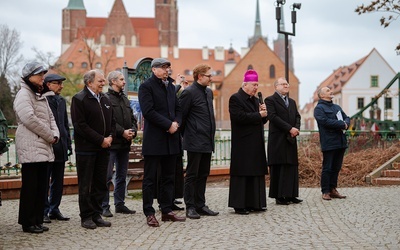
[
  {"x1": 139, "y1": 58, "x2": 185, "y2": 227},
  {"x1": 42, "y1": 74, "x2": 72, "y2": 223},
  {"x1": 265, "y1": 77, "x2": 302, "y2": 206},
  {"x1": 179, "y1": 64, "x2": 219, "y2": 219}
]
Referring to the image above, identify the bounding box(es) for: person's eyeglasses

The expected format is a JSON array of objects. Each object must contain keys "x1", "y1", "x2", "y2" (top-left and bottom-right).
[
  {"x1": 278, "y1": 83, "x2": 290, "y2": 86},
  {"x1": 202, "y1": 74, "x2": 212, "y2": 78}
]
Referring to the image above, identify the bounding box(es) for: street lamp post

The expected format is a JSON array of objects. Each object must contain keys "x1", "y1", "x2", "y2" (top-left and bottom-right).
[{"x1": 275, "y1": 1, "x2": 301, "y2": 82}]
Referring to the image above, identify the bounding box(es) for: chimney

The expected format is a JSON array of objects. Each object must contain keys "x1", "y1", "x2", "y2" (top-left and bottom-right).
[
  {"x1": 202, "y1": 46, "x2": 209, "y2": 60},
  {"x1": 214, "y1": 46, "x2": 225, "y2": 61}
]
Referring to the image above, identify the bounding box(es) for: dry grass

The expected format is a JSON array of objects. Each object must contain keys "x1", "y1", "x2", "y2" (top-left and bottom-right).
[{"x1": 298, "y1": 136, "x2": 400, "y2": 187}]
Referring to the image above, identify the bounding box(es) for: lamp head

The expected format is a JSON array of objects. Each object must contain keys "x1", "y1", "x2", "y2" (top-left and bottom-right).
[
  {"x1": 292, "y1": 3, "x2": 301, "y2": 10},
  {"x1": 276, "y1": 0, "x2": 286, "y2": 6}
]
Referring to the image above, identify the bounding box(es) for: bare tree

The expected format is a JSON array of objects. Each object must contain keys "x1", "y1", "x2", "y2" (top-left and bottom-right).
[
  {"x1": 0, "y1": 24, "x2": 23, "y2": 125},
  {"x1": 0, "y1": 24, "x2": 23, "y2": 79},
  {"x1": 355, "y1": 1, "x2": 400, "y2": 54},
  {"x1": 31, "y1": 47, "x2": 60, "y2": 70}
]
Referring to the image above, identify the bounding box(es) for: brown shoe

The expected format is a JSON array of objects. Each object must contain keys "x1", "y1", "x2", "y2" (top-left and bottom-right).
[
  {"x1": 146, "y1": 215, "x2": 160, "y2": 227},
  {"x1": 161, "y1": 212, "x2": 186, "y2": 222},
  {"x1": 330, "y1": 188, "x2": 346, "y2": 199},
  {"x1": 322, "y1": 193, "x2": 332, "y2": 200}
]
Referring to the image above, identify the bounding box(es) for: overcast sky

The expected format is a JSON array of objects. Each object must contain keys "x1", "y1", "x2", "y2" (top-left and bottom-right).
[{"x1": 1, "y1": 0, "x2": 399, "y2": 107}]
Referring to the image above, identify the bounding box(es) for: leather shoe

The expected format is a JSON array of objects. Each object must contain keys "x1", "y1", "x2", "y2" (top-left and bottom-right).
[
  {"x1": 102, "y1": 208, "x2": 113, "y2": 217},
  {"x1": 146, "y1": 214, "x2": 160, "y2": 227},
  {"x1": 196, "y1": 206, "x2": 219, "y2": 216},
  {"x1": 22, "y1": 225, "x2": 43, "y2": 234},
  {"x1": 162, "y1": 211, "x2": 186, "y2": 222},
  {"x1": 288, "y1": 197, "x2": 303, "y2": 204},
  {"x1": 115, "y1": 205, "x2": 136, "y2": 214},
  {"x1": 43, "y1": 215, "x2": 51, "y2": 223},
  {"x1": 249, "y1": 207, "x2": 267, "y2": 212},
  {"x1": 37, "y1": 224, "x2": 49, "y2": 232},
  {"x1": 172, "y1": 204, "x2": 184, "y2": 211},
  {"x1": 276, "y1": 198, "x2": 289, "y2": 205},
  {"x1": 81, "y1": 219, "x2": 97, "y2": 229},
  {"x1": 174, "y1": 199, "x2": 183, "y2": 204},
  {"x1": 234, "y1": 208, "x2": 250, "y2": 215},
  {"x1": 93, "y1": 217, "x2": 111, "y2": 227},
  {"x1": 186, "y1": 207, "x2": 200, "y2": 219},
  {"x1": 322, "y1": 193, "x2": 332, "y2": 200},
  {"x1": 49, "y1": 212, "x2": 70, "y2": 221},
  {"x1": 330, "y1": 188, "x2": 346, "y2": 199}
]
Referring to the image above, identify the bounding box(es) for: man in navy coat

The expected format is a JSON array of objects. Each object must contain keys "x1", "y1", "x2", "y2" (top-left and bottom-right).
[
  {"x1": 138, "y1": 58, "x2": 185, "y2": 227},
  {"x1": 314, "y1": 86, "x2": 349, "y2": 201}
]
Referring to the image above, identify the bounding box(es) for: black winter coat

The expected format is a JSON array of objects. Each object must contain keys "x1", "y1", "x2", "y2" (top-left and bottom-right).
[
  {"x1": 71, "y1": 86, "x2": 116, "y2": 152},
  {"x1": 179, "y1": 81, "x2": 215, "y2": 153},
  {"x1": 47, "y1": 95, "x2": 72, "y2": 162},
  {"x1": 105, "y1": 88, "x2": 138, "y2": 150},
  {"x1": 229, "y1": 88, "x2": 268, "y2": 176},
  {"x1": 265, "y1": 92, "x2": 301, "y2": 166},
  {"x1": 138, "y1": 74, "x2": 182, "y2": 156},
  {"x1": 314, "y1": 99, "x2": 349, "y2": 152}
]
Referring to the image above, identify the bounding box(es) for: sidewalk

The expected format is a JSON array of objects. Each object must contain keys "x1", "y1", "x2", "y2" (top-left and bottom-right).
[{"x1": 1, "y1": 186, "x2": 399, "y2": 249}]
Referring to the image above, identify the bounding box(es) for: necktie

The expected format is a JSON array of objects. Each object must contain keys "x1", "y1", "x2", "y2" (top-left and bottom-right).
[{"x1": 284, "y1": 96, "x2": 289, "y2": 107}]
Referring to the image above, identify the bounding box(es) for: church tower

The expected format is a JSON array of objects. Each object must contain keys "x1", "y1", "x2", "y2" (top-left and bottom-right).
[
  {"x1": 62, "y1": 0, "x2": 87, "y2": 53},
  {"x1": 248, "y1": 0, "x2": 268, "y2": 48},
  {"x1": 273, "y1": 8, "x2": 294, "y2": 73},
  {"x1": 101, "y1": 0, "x2": 136, "y2": 46},
  {"x1": 155, "y1": 0, "x2": 178, "y2": 47}
]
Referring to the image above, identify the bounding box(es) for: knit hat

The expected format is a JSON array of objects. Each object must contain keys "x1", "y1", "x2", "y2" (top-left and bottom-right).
[{"x1": 243, "y1": 69, "x2": 258, "y2": 82}]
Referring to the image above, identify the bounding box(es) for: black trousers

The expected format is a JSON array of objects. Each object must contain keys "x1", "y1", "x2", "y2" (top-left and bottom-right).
[
  {"x1": 321, "y1": 148, "x2": 346, "y2": 194},
  {"x1": 142, "y1": 155, "x2": 177, "y2": 216},
  {"x1": 44, "y1": 161, "x2": 66, "y2": 215},
  {"x1": 18, "y1": 162, "x2": 49, "y2": 227},
  {"x1": 184, "y1": 152, "x2": 212, "y2": 209},
  {"x1": 76, "y1": 150, "x2": 109, "y2": 221}
]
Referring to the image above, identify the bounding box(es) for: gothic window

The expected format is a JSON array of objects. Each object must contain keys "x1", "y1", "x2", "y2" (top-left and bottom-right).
[
  {"x1": 67, "y1": 62, "x2": 74, "y2": 68},
  {"x1": 100, "y1": 35, "x2": 106, "y2": 45},
  {"x1": 269, "y1": 65, "x2": 276, "y2": 78},
  {"x1": 120, "y1": 35, "x2": 126, "y2": 45},
  {"x1": 95, "y1": 62, "x2": 102, "y2": 69},
  {"x1": 81, "y1": 62, "x2": 88, "y2": 68}
]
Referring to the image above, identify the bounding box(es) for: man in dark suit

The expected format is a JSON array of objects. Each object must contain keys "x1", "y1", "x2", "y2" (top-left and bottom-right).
[
  {"x1": 265, "y1": 77, "x2": 302, "y2": 205},
  {"x1": 228, "y1": 69, "x2": 268, "y2": 215},
  {"x1": 43, "y1": 74, "x2": 72, "y2": 223},
  {"x1": 138, "y1": 58, "x2": 185, "y2": 227}
]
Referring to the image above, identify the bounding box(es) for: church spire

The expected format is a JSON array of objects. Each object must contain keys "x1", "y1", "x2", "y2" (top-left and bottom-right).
[
  {"x1": 248, "y1": 0, "x2": 268, "y2": 48},
  {"x1": 253, "y1": 0, "x2": 262, "y2": 38},
  {"x1": 65, "y1": 0, "x2": 85, "y2": 10}
]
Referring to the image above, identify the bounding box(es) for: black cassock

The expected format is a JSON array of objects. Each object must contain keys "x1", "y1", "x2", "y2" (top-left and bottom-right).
[{"x1": 228, "y1": 88, "x2": 268, "y2": 210}]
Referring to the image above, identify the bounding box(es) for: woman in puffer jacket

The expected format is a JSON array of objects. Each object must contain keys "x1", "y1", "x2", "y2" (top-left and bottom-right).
[{"x1": 14, "y1": 62, "x2": 59, "y2": 234}]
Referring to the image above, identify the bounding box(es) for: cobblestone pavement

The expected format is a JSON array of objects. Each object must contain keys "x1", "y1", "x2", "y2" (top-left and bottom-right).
[{"x1": 1, "y1": 186, "x2": 399, "y2": 249}]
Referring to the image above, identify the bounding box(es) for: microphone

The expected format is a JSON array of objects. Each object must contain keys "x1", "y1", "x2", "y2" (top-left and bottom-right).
[{"x1": 257, "y1": 92, "x2": 264, "y2": 104}]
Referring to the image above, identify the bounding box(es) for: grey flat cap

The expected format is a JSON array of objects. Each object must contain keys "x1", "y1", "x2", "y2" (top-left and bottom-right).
[
  {"x1": 151, "y1": 58, "x2": 171, "y2": 68},
  {"x1": 44, "y1": 74, "x2": 66, "y2": 84}
]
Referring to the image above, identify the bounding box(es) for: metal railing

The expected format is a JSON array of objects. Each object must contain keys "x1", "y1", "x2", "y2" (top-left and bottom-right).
[{"x1": 1, "y1": 128, "x2": 399, "y2": 177}]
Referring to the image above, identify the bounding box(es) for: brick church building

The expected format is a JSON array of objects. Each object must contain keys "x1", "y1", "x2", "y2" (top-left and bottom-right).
[{"x1": 58, "y1": 0, "x2": 299, "y2": 128}]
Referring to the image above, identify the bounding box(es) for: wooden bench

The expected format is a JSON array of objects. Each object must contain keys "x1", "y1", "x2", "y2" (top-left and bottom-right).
[{"x1": 111, "y1": 145, "x2": 144, "y2": 196}]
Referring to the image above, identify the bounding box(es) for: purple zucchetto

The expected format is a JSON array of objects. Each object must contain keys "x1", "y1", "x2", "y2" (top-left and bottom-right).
[{"x1": 243, "y1": 69, "x2": 258, "y2": 82}]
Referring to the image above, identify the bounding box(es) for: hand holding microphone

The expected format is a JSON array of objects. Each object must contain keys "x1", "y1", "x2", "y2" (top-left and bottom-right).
[{"x1": 257, "y1": 92, "x2": 267, "y2": 117}]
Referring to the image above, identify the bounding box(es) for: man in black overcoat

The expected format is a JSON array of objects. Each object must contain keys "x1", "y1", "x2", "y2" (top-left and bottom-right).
[
  {"x1": 228, "y1": 69, "x2": 268, "y2": 215},
  {"x1": 138, "y1": 58, "x2": 185, "y2": 227},
  {"x1": 265, "y1": 77, "x2": 302, "y2": 205}
]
